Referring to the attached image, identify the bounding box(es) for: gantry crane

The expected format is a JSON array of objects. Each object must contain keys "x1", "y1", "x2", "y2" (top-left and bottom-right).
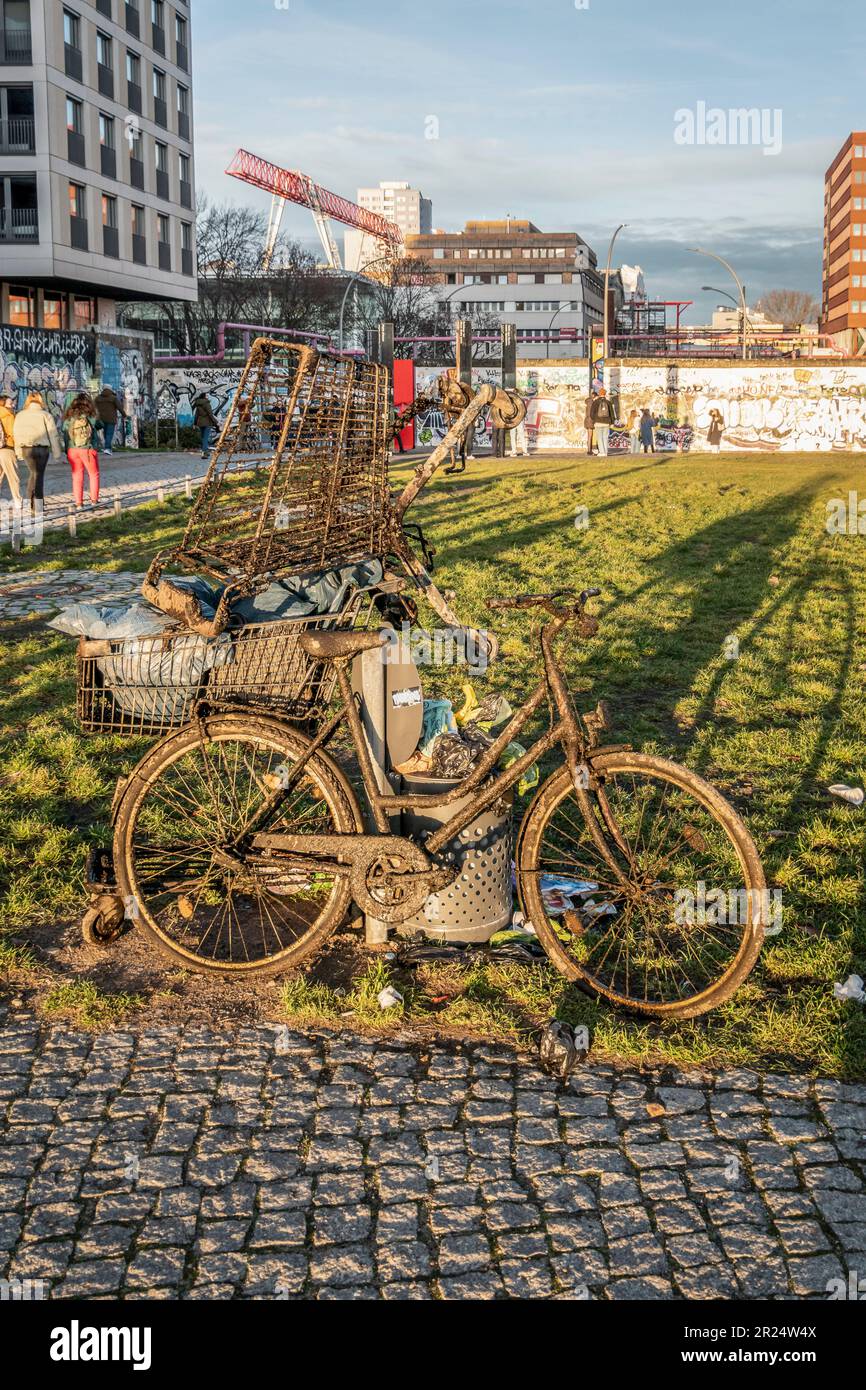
[{"x1": 225, "y1": 148, "x2": 404, "y2": 272}]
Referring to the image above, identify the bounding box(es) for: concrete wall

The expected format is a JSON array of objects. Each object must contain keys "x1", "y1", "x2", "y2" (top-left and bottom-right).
[
  {"x1": 151, "y1": 359, "x2": 866, "y2": 453},
  {"x1": 0, "y1": 323, "x2": 153, "y2": 441}
]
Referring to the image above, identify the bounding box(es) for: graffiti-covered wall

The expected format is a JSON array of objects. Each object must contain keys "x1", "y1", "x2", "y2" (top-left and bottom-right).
[
  {"x1": 154, "y1": 365, "x2": 244, "y2": 425},
  {"x1": 96, "y1": 330, "x2": 154, "y2": 449},
  {"x1": 408, "y1": 361, "x2": 866, "y2": 453},
  {"x1": 0, "y1": 323, "x2": 153, "y2": 445},
  {"x1": 0, "y1": 325, "x2": 96, "y2": 417}
]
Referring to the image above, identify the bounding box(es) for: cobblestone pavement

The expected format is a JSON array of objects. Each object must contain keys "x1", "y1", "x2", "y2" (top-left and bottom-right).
[
  {"x1": 2, "y1": 1020, "x2": 865, "y2": 1301},
  {"x1": 0, "y1": 569, "x2": 144, "y2": 620}
]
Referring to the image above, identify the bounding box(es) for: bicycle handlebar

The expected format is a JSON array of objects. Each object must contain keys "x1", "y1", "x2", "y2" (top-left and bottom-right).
[{"x1": 486, "y1": 587, "x2": 601, "y2": 615}]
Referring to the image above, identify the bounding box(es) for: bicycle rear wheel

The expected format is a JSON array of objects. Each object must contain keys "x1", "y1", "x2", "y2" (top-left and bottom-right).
[
  {"x1": 114, "y1": 715, "x2": 363, "y2": 977},
  {"x1": 516, "y1": 753, "x2": 766, "y2": 1019}
]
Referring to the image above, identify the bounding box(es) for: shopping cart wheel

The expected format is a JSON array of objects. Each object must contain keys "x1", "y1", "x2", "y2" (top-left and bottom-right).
[{"x1": 80, "y1": 894, "x2": 126, "y2": 947}]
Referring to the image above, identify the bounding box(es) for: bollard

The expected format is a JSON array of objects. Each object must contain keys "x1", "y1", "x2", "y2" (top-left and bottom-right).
[
  {"x1": 113, "y1": 490, "x2": 121, "y2": 517},
  {"x1": 67, "y1": 509, "x2": 76, "y2": 538},
  {"x1": 157, "y1": 484, "x2": 165, "y2": 503},
  {"x1": 184, "y1": 474, "x2": 192, "y2": 499}
]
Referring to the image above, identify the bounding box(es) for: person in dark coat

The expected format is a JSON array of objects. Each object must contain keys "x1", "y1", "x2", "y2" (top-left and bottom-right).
[
  {"x1": 707, "y1": 408, "x2": 725, "y2": 453},
  {"x1": 192, "y1": 392, "x2": 219, "y2": 459},
  {"x1": 94, "y1": 386, "x2": 124, "y2": 455},
  {"x1": 589, "y1": 388, "x2": 616, "y2": 457}
]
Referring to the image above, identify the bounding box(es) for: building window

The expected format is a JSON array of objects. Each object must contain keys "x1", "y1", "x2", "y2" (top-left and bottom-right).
[
  {"x1": 68, "y1": 181, "x2": 85, "y2": 219},
  {"x1": 72, "y1": 295, "x2": 96, "y2": 327},
  {"x1": 432, "y1": 248, "x2": 444, "y2": 259},
  {"x1": 155, "y1": 140, "x2": 167, "y2": 173},
  {"x1": 66, "y1": 95, "x2": 85, "y2": 164},
  {"x1": 856, "y1": 146, "x2": 864, "y2": 158},
  {"x1": 153, "y1": 68, "x2": 166, "y2": 100},
  {"x1": 854, "y1": 249, "x2": 862, "y2": 261},
  {"x1": 853, "y1": 276, "x2": 861, "y2": 288},
  {"x1": 128, "y1": 125, "x2": 142, "y2": 160},
  {"x1": 63, "y1": 9, "x2": 80, "y2": 48},
  {"x1": 131, "y1": 203, "x2": 145, "y2": 236},
  {"x1": 102, "y1": 192, "x2": 116, "y2": 226},
  {"x1": 126, "y1": 51, "x2": 141, "y2": 83},
  {"x1": 175, "y1": 12, "x2": 188, "y2": 67},
  {"x1": 855, "y1": 225, "x2": 862, "y2": 236},
  {"x1": 157, "y1": 212, "x2": 169, "y2": 240},
  {"x1": 99, "y1": 112, "x2": 114, "y2": 147},
  {"x1": 176, "y1": 81, "x2": 190, "y2": 137},
  {"x1": 179, "y1": 151, "x2": 190, "y2": 181},
  {"x1": 66, "y1": 95, "x2": 82, "y2": 133},
  {"x1": 43, "y1": 295, "x2": 67, "y2": 330},
  {"x1": 8, "y1": 285, "x2": 35, "y2": 327},
  {"x1": 96, "y1": 31, "x2": 112, "y2": 67}
]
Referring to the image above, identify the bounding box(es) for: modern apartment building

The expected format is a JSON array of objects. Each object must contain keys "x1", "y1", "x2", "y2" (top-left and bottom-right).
[
  {"x1": 344, "y1": 180, "x2": 432, "y2": 273},
  {"x1": 405, "y1": 219, "x2": 603, "y2": 358},
  {"x1": 821, "y1": 131, "x2": 866, "y2": 344},
  {"x1": 0, "y1": 0, "x2": 196, "y2": 331}
]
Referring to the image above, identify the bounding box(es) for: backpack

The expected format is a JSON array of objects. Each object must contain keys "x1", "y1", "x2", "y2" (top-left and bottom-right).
[{"x1": 67, "y1": 415, "x2": 93, "y2": 449}]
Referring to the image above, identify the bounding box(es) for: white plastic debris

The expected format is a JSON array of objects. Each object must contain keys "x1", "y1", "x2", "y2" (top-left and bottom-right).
[
  {"x1": 833, "y1": 975, "x2": 866, "y2": 1003},
  {"x1": 377, "y1": 985, "x2": 404, "y2": 1010},
  {"x1": 827, "y1": 784, "x2": 865, "y2": 807}
]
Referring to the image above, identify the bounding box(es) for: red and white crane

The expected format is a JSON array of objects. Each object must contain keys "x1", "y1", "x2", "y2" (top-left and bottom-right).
[{"x1": 225, "y1": 148, "x2": 404, "y2": 272}]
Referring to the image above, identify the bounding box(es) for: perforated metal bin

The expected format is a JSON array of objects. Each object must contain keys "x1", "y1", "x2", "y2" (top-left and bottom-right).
[{"x1": 398, "y1": 773, "x2": 513, "y2": 943}]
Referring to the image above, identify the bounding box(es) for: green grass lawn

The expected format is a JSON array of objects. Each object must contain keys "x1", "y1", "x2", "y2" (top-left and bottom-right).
[{"x1": 1, "y1": 448, "x2": 865, "y2": 1075}]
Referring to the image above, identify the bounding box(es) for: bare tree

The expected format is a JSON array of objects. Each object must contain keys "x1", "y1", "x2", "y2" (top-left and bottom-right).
[
  {"x1": 755, "y1": 289, "x2": 820, "y2": 327},
  {"x1": 120, "y1": 198, "x2": 336, "y2": 355}
]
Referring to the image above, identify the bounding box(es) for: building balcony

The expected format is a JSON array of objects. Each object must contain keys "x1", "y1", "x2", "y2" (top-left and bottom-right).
[
  {"x1": 177, "y1": 110, "x2": 190, "y2": 141},
  {"x1": 127, "y1": 81, "x2": 142, "y2": 114},
  {"x1": 103, "y1": 223, "x2": 119, "y2": 258},
  {"x1": 100, "y1": 144, "x2": 116, "y2": 179},
  {"x1": 0, "y1": 203, "x2": 38, "y2": 242},
  {"x1": 132, "y1": 232, "x2": 146, "y2": 264},
  {"x1": 181, "y1": 246, "x2": 193, "y2": 276},
  {"x1": 125, "y1": 3, "x2": 140, "y2": 37},
  {"x1": 153, "y1": 97, "x2": 167, "y2": 128},
  {"x1": 97, "y1": 63, "x2": 114, "y2": 99},
  {"x1": 64, "y1": 43, "x2": 83, "y2": 82},
  {"x1": 0, "y1": 115, "x2": 35, "y2": 154},
  {"x1": 158, "y1": 240, "x2": 171, "y2": 272},
  {"x1": 152, "y1": 23, "x2": 165, "y2": 55},
  {"x1": 176, "y1": 41, "x2": 188, "y2": 71},
  {"x1": 179, "y1": 178, "x2": 191, "y2": 209},
  {"x1": 129, "y1": 155, "x2": 144, "y2": 189},
  {"x1": 70, "y1": 215, "x2": 88, "y2": 251},
  {"x1": 1, "y1": 23, "x2": 32, "y2": 64},
  {"x1": 155, "y1": 168, "x2": 169, "y2": 201},
  {"x1": 96, "y1": 0, "x2": 112, "y2": 15}
]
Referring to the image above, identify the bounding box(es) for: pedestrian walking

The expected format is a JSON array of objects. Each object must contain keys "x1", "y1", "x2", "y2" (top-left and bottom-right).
[
  {"x1": 626, "y1": 408, "x2": 641, "y2": 455},
  {"x1": 13, "y1": 392, "x2": 64, "y2": 513},
  {"x1": 590, "y1": 387, "x2": 616, "y2": 457},
  {"x1": 509, "y1": 416, "x2": 529, "y2": 457},
  {"x1": 639, "y1": 409, "x2": 658, "y2": 454},
  {"x1": 94, "y1": 385, "x2": 124, "y2": 455},
  {"x1": 192, "y1": 392, "x2": 220, "y2": 460},
  {"x1": 583, "y1": 393, "x2": 595, "y2": 455},
  {"x1": 0, "y1": 393, "x2": 22, "y2": 504},
  {"x1": 707, "y1": 408, "x2": 725, "y2": 453},
  {"x1": 63, "y1": 393, "x2": 100, "y2": 507}
]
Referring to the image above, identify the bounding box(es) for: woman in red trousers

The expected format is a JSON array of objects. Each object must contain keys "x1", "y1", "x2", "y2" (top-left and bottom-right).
[{"x1": 63, "y1": 394, "x2": 100, "y2": 507}]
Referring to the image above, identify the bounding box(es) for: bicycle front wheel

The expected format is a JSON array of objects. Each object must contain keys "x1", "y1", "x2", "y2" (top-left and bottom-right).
[
  {"x1": 517, "y1": 753, "x2": 766, "y2": 1019},
  {"x1": 114, "y1": 715, "x2": 363, "y2": 977}
]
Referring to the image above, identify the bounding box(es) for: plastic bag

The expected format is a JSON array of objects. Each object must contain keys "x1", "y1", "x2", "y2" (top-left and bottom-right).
[
  {"x1": 419, "y1": 699, "x2": 458, "y2": 757},
  {"x1": 430, "y1": 732, "x2": 475, "y2": 779}
]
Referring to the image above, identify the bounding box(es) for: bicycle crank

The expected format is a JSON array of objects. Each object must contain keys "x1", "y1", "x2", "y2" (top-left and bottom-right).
[{"x1": 249, "y1": 832, "x2": 453, "y2": 923}]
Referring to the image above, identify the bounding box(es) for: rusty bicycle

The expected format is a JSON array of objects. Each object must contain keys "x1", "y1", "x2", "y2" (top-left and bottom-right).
[{"x1": 106, "y1": 586, "x2": 767, "y2": 1019}]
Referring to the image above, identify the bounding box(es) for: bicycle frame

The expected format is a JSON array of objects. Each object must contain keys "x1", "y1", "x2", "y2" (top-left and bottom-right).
[{"x1": 242, "y1": 610, "x2": 595, "y2": 861}]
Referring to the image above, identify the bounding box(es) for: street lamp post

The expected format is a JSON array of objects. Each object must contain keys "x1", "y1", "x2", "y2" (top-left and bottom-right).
[
  {"x1": 545, "y1": 303, "x2": 568, "y2": 359},
  {"x1": 602, "y1": 223, "x2": 628, "y2": 383},
  {"x1": 691, "y1": 249, "x2": 748, "y2": 360},
  {"x1": 338, "y1": 254, "x2": 391, "y2": 353},
  {"x1": 702, "y1": 285, "x2": 754, "y2": 355}
]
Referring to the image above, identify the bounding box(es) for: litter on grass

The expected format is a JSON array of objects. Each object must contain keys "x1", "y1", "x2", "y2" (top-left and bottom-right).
[{"x1": 833, "y1": 974, "x2": 866, "y2": 1003}]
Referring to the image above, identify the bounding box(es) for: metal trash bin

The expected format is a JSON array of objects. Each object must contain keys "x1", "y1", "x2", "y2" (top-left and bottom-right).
[{"x1": 398, "y1": 773, "x2": 513, "y2": 943}]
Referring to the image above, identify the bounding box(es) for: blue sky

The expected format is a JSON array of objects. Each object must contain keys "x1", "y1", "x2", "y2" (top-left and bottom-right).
[{"x1": 193, "y1": 0, "x2": 864, "y2": 322}]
